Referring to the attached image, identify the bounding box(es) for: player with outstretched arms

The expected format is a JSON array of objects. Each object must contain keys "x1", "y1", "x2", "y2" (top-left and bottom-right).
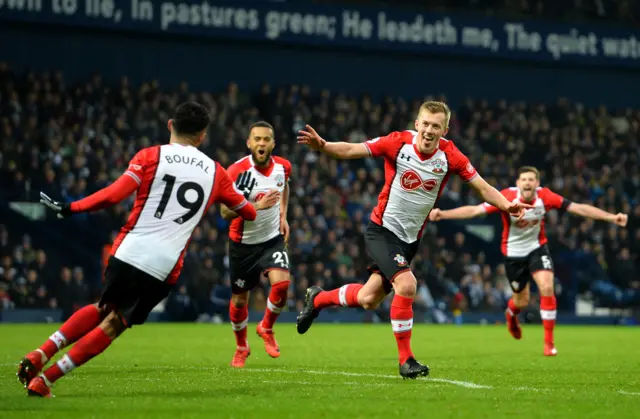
[
  {"x1": 220, "y1": 121, "x2": 292, "y2": 368},
  {"x1": 429, "y1": 166, "x2": 627, "y2": 356},
  {"x1": 295, "y1": 101, "x2": 532, "y2": 378},
  {"x1": 17, "y1": 102, "x2": 280, "y2": 397}
]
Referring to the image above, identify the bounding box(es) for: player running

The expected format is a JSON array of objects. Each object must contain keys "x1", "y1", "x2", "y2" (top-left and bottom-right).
[
  {"x1": 429, "y1": 166, "x2": 628, "y2": 356},
  {"x1": 17, "y1": 102, "x2": 280, "y2": 397},
  {"x1": 295, "y1": 101, "x2": 532, "y2": 378},
  {"x1": 220, "y1": 121, "x2": 292, "y2": 368}
]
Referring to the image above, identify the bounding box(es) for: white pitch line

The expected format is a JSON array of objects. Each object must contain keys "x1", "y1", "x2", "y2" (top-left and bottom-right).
[
  {"x1": 245, "y1": 368, "x2": 492, "y2": 389},
  {"x1": 618, "y1": 390, "x2": 640, "y2": 396}
]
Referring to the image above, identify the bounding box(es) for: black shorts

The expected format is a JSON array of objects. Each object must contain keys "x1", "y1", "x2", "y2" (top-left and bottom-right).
[
  {"x1": 100, "y1": 256, "x2": 171, "y2": 327},
  {"x1": 365, "y1": 222, "x2": 419, "y2": 294},
  {"x1": 229, "y1": 235, "x2": 289, "y2": 294},
  {"x1": 504, "y1": 244, "x2": 554, "y2": 293}
]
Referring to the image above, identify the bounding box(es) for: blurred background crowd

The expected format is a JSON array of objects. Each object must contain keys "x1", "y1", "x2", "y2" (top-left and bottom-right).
[{"x1": 1, "y1": 60, "x2": 638, "y2": 322}]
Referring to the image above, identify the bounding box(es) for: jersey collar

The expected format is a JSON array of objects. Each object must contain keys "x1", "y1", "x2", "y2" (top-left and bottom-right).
[
  {"x1": 250, "y1": 155, "x2": 275, "y2": 177},
  {"x1": 411, "y1": 134, "x2": 439, "y2": 161}
]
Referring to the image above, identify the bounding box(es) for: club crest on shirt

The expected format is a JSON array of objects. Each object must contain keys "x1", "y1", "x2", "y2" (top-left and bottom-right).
[
  {"x1": 428, "y1": 158, "x2": 446, "y2": 174},
  {"x1": 394, "y1": 254, "x2": 408, "y2": 267},
  {"x1": 275, "y1": 174, "x2": 285, "y2": 188}
]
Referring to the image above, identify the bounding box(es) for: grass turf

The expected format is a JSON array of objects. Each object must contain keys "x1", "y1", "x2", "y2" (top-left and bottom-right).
[{"x1": 1, "y1": 323, "x2": 639, "y2": 418}]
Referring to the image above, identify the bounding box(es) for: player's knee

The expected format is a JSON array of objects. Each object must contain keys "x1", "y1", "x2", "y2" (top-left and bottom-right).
[
  {"x1": 538, "y1": 279, "x2": 554, "y2": 296},
  {"x1": 268, "y1": 270, "x2": 290, "y2": 284},
  {"x1": 93, "y1": 302, "x2": 110, "y2": 318},
  {"x1": 513, "y1": 293, "x2": 529, "y2": 308},
  {"x1": 101, "y1": 311, "x2": 126, "y2": 339},
  {"x1": 231, "y1": 293, "x2": 248, "y2": 308},
  {"x1": 392, "y1": 273, "x2": 417, "y2": 298},
  {"x1": 359, "y1": 294, "x2": 380, "y2": 310}
]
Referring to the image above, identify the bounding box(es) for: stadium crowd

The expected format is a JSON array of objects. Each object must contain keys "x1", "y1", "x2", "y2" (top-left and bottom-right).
[{"x1": 0, "y1": 62, "x2": 638, "y2": 321}]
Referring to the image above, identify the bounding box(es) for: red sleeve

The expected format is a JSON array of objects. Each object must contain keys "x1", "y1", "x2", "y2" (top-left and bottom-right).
[
  {"x1": 69, "y1": 148, "x2": 153, "y2": 213},
  {"x1": 70, "y1": 174, "x2": 139, "y2": 213},
  {"x1": 274, "y1": 156, "x2": 292, "y2": 181},
  {"x1": 363, "y1": 132, "x2": 403, "y2": 159},
  {"x1": 539, "y1": 187, "x2": 571, "y2": 211},
  {"x1": 212, "y1": 163, "x2": 256, "y2": 221},
  {"x1": 482, "y1": 202, "x2": 501, "y2": 215},
  {"x1": 447, "y1": 143, "x2": 478, "y2": 182}
]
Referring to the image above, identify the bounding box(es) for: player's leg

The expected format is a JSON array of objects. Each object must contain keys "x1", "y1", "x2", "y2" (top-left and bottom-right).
[
  {"x1": 228, "y1": 240, "x2": 261, "y2": 367},
  {"x1": 506, "y1": 283, "x2": 530, "y2": 340},
  {"x1": 296, "y1": 273, "x2": 388, "y2": 334},
  {"x1": 17, "y1": 302, "x2": 109, "y2": 387},
  {"x1": 390, "y1": 270, "x2": 429, "y2": 379},
  {"x1": 528, "y1": 245, "x2": 557, "y2": 356},
  {"x1": 532, "y1": 270, "x2": 557, "y2": 356},
  {"x1": 27, "y1": 309, "x2": 126, "y2": 397},
  {"x1": 504, "y1": 257, "x2": 531, "y2": 340},
  {"x1": 230, "y1": 290, "x2": 251, "y2": 368},
  {"x1": 256, "y1": 269, "x2": 290, "y2": 358}
]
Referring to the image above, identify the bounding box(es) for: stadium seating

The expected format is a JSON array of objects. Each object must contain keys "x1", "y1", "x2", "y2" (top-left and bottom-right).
[{"x1": 0, "y1": 63, "x2": 638, "y2": 319}]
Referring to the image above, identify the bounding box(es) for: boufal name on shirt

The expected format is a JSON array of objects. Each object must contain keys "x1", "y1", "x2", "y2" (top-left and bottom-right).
[{"x1": 164, "y1": 154, "x2": 211, "y2": 173}]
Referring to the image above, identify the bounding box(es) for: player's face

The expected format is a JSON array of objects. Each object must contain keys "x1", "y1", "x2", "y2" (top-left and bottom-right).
[
  {"x1": 247, "y1": 127, "x2": 275, "y2": 166},
  {"x1": 414, "y1": 111, "x2": 448, "y2": 154},
  {"x1": 516, "y1": 172, "x2": 540, "y2": 201}
]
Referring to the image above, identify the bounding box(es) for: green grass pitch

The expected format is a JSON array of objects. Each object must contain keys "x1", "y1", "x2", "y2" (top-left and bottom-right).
[{"x1": 1, "y1": 323, "x2": 639, "y2": 418}]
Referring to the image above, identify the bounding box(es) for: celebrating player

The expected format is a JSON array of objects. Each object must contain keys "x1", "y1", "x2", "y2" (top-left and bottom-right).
[
  {"x1": 17, "y1": 102, "x2": 278, "y2": 397},
  {"x1": 429, "y1": 166, "x2": 628, "y2": 356},
  {"x1": 220, "y1": 121, "x2": 292, "y2": 368},
  {"x1": 295, "y1": 101, "x2": 532, "y2": 378}
]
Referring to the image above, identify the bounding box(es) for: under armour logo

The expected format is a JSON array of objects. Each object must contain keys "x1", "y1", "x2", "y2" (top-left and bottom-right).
[{"x1": 399, "y1": 153, "x2": 411, "y2": 162}]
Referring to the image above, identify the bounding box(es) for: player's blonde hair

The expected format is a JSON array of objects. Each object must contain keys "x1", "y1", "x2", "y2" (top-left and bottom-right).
[
  {"x1": 518, "y1": 166, "x2": 540, "y2": 180},
  {"x1": 418, "y1": 101, "x2": 451, "y2": 128}
]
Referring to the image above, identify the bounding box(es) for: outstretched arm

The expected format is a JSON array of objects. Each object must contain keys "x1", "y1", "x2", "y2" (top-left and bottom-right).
[
  {"x1": 297, "y1": 124, "x2": 370, "y2": 159},
  {"x1": 71, "y1": 174, "x2": 139, "y2": 213},
  {"x1": 468, "y1": 176, "x2": 532, "y2": 219},
  {"x1": 432, "y1": 205, "x2": 486, "y2": 221},
  {"x1": 567, "y1": 203, "x2": 628, "y2": 226}
]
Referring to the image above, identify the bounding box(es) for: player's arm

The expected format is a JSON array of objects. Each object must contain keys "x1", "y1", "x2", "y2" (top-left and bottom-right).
[
  {"x1": 433, "y1": 204, "x2": 487, "y2": 221},
  {"x1": 40, "y1": 154, "x2": 145, "y2": 217},
  {"x1": 220, "y1": 191, "x2": 281, "y2": 221},
  {"x1": 467, "y1": 176, "x2": 533, "y2": 219},
  {"x1": 280, "y1": 182, "x2": 290, "y2": 220},
  {"x1": 566, "y1": 203, "x2": 628, "y2": 226},
  {"x1": 213, "y1": 166, "x2": 257, "y2": 221},
  {"x1": 297, "y1": 124, "x2": 370, "y2": 159}
]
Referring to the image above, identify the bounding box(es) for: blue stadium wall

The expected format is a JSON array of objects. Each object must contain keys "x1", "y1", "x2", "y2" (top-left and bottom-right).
[{"x1": 2, "y1": 21, "x2": 640, "y2": 108}]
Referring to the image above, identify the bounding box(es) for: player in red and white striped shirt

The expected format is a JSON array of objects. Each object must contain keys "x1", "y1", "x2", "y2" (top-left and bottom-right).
[
  {"x1": 220, "y1": 121, "x2": 292, "y2": 368},
  {"x1": 296, "y1": 101, "x2": 532, "y2": 378},
  {"x1": 18, "y1": 102, "x2": 267, "y2": 397},
  {"x1": 430, "y1": 166, "x2": 628, "y2": 356}
]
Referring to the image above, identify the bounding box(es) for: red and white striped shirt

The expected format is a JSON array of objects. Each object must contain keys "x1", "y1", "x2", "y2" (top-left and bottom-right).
[
  {"x1": 483, "y1": 187, "x2": 570, "y2": 257},
  {"x1": 227, "y1": 155, "x2": 292, "y2": 245},
  {"x1": 365, "y1": 130, "x2": 478, "y2": 244},
  {"x1": 106, "y1": 144, "x2": 251, "y2": 284}
]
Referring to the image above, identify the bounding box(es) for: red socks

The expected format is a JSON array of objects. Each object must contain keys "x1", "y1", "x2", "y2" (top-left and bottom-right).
[
  {"x1": 391, "y1": 294, "x2": 414, "y2": 365},
  {"x1": 540, "y1": 295, "x2": 557, "y2": 344},
  {"x1": 507, "y1": 298, "x2": 521, "y2": 316},
  {"x1": 261, "y1": 280, "x2": 290, "y2": 330},
  {"x1": 314, "y1": 284, "x2": 364, "y2": 310},
  {"x1": 42, "y1": 327, "x2": 113, "y2": 385},
  {"x1": 230, "y1": 302, "x2": 249, "y2": 349},
  {"x1": 40, "y1": 305, "x2": 103, "y2": 360}
]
